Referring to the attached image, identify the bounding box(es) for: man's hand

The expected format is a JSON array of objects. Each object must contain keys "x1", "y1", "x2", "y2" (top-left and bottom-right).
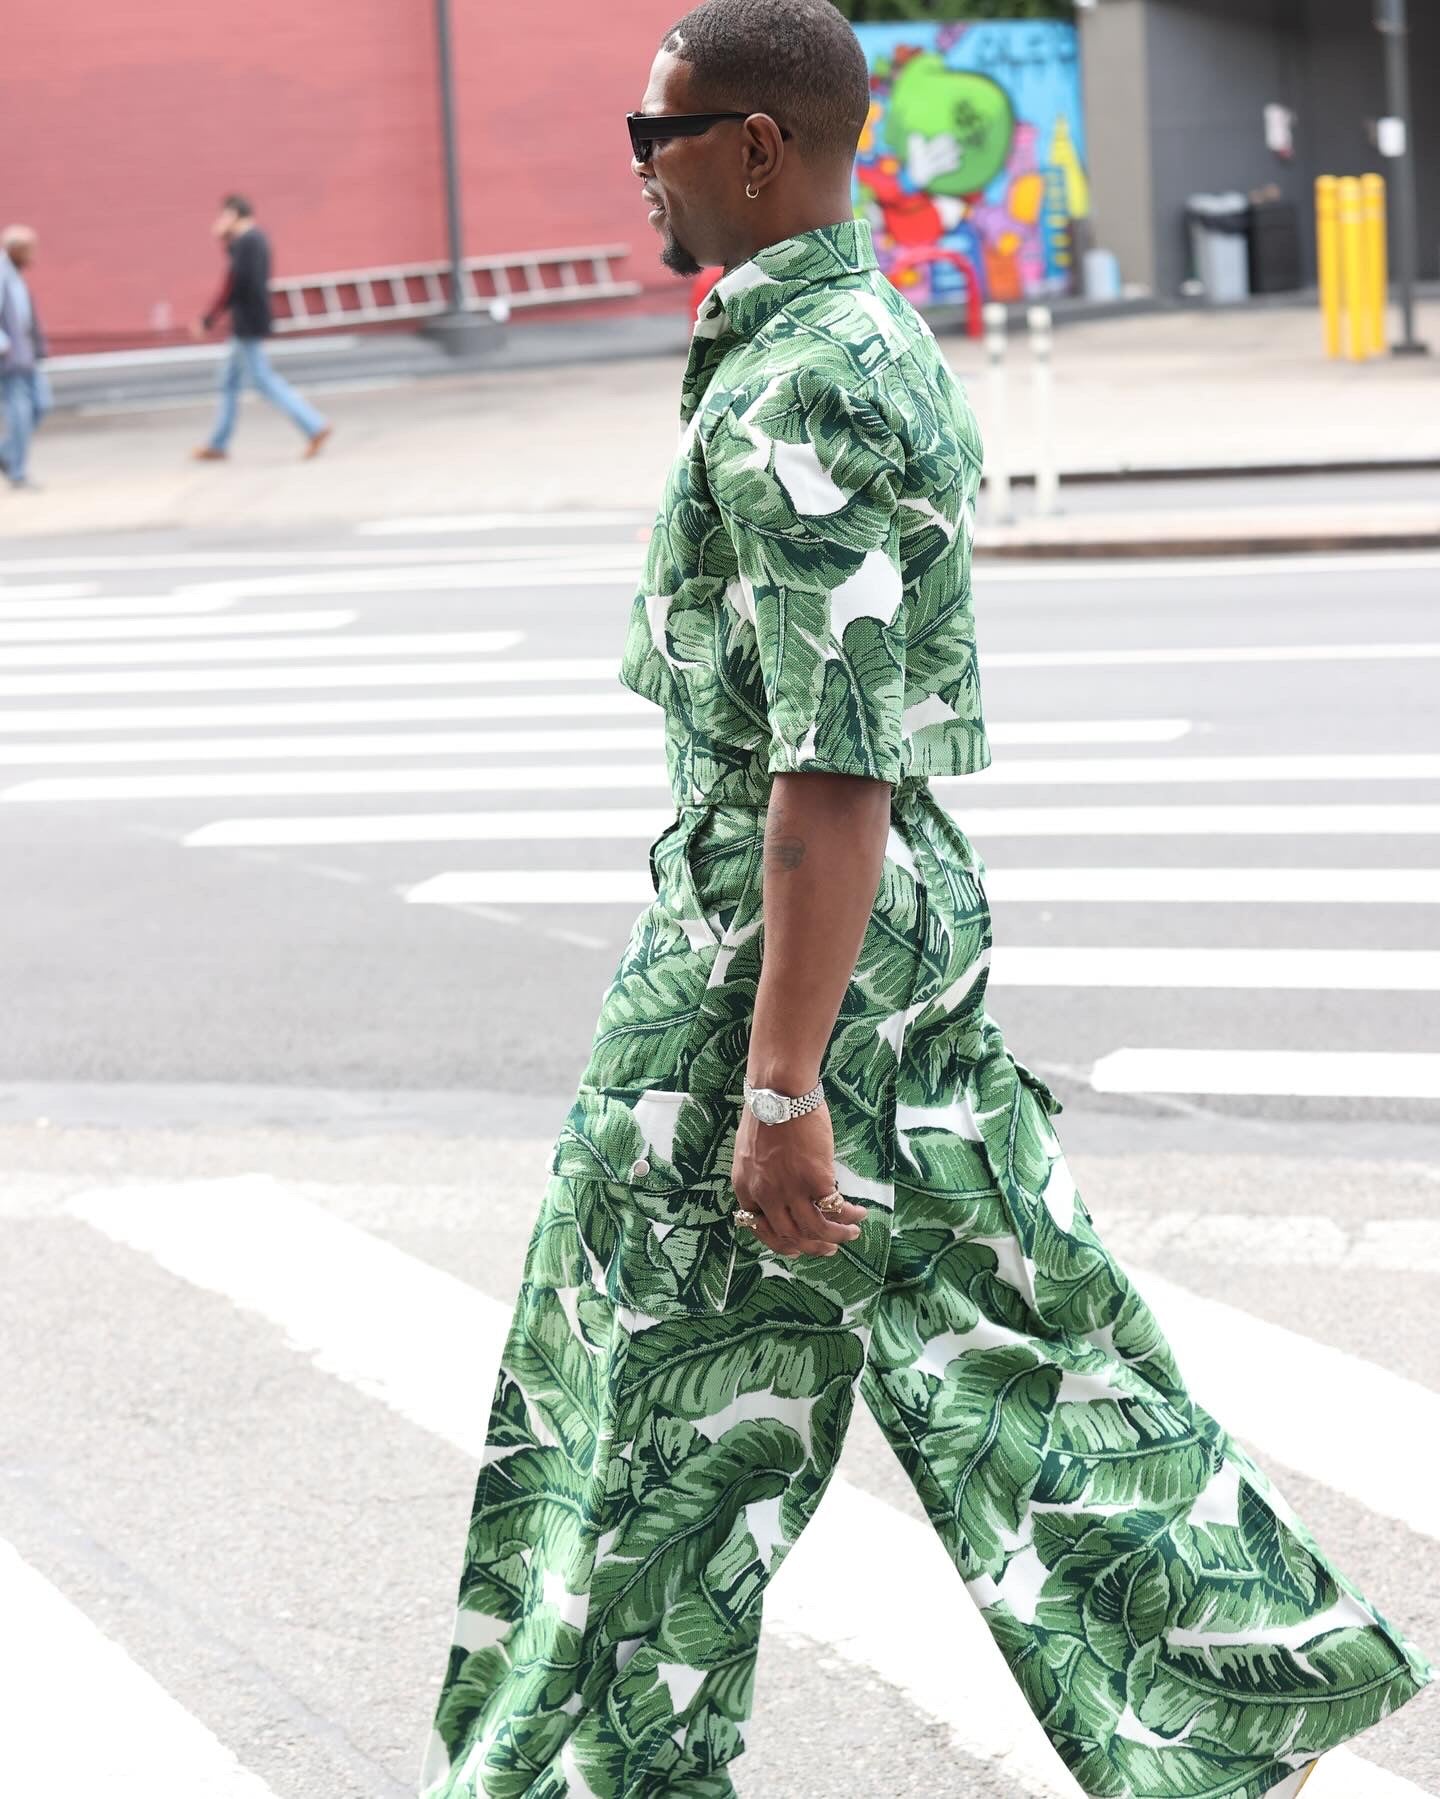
[
  {"x1": 188, "y1": 318, "x2": 208, "y2": 341},
  {"x1": 731, "y1": 1103, "x2": 866, "y2": 1258}
]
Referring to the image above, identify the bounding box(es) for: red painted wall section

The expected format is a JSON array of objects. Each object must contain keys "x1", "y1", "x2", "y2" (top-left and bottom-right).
[
  {"x1": 455, "y1": 0, "x2": 684, "y2": 311},
  {"x1": 0, "y1": 0, "x2": 689, "y2": 347}
]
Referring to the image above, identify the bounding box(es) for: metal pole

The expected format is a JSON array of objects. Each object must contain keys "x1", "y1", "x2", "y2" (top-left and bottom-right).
[
  {"x1": 434, "y1": 0, "x2": 467, "y2": 314},
  {"x1": 1375, "y1": 0, "x2": 1429, "y2": 355},
  {"x1": 983, "y1": 303, "x2": 1012, "y2": 528},
  {"x1": 1027, "y1": 305, "x2": 1059, "y2": 517}
]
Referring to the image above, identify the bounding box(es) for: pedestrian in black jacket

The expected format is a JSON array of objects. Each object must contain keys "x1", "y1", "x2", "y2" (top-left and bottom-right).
[{"x1": 192, "y1": 195, "x2": 331, "y2": 461}]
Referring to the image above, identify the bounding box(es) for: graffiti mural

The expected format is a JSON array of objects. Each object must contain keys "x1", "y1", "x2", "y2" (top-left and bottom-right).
[{"x1": 853, "y1": 20, "x2": 1089, "y2": 308}]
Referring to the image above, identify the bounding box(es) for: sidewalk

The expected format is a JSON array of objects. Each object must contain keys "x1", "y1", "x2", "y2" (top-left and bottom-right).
[{"x1": 6, "y1": 300, "x2": 1438, "y2": 553}]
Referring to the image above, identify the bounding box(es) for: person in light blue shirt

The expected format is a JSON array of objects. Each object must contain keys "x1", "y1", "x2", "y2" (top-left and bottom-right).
[{"x1": 0, "y1": 224, "x2": 48, "y2": 492}]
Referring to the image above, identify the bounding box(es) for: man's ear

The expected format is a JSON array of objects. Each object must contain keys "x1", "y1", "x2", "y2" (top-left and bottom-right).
[{"x1": 741, "y1": 114, "x2": 786, "y2": 190}]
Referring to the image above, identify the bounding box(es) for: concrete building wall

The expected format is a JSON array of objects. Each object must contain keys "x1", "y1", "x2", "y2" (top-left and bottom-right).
[{"x1": 1078, "y1": 0, "x2": 1156, "y2": 291}]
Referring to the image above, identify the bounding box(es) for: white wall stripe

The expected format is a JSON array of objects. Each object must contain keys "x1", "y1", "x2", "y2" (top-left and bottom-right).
[
  {"x1": 67, "y1": 1176, "x2": 1436, "y2": 1797},
  {"x1": 402, "y1": 867, "x2": 1440, "y2": 909},
  {"x1": 991, "y1": 946, "x2": 1440, "y2": 992},
  {"x1": 182, "y1": 804, "x2": 1440, "y2": 851},
  {"x1": 0, "y1": 728, "x2": 666, "y2": 767},
  {"x1": 0, "y1": 1539, "x2": 281, "y2": 1798},
  {"x1": 1093, "y1": 1047, "x2": 1440, "y2": 1100},
  {"x1": 0, "y1": 626, "x2": 521, "y2": 670},
  {"x1": 0, "y1": 609, "x2": 355, "y2": 646},
  {"x1": 0, "y1": 657, "x2": 617, "y2": 697}
]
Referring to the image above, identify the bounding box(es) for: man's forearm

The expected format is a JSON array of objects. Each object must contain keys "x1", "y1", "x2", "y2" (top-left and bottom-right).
[{"x1": 746, "y1": 771, "x2": 892, "y2": 1093}]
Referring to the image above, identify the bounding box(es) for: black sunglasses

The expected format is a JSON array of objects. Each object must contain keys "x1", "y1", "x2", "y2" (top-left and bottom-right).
[{"x1": 626, "y1": 110, "x2": 791, "y2": 164}]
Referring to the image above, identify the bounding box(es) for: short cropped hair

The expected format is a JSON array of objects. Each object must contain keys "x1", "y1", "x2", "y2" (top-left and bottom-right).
[
  {"x1": 663, "y1": 0, "x2": 871, "y2": 162},
  {"x1": 222, "y1": 194, "x2": 254, "y2": 219}
]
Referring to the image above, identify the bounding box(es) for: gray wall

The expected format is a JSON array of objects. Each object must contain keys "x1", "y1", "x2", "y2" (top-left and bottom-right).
[
  {"x1": 1143, "y1": 0, "x2": 1309, "y2": 296},
  {"x1": 1081, "y1": 0, "x2": 1437, "y2": 297},
  {"x1": 1299, "y1": 0, "x2": 1437, "y2": 283}
]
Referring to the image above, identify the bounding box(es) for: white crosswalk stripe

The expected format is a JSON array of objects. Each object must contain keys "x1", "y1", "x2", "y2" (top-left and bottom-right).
[
  {"x1": 0, "y1": 1538, "x2": 282, "y2": 1798},
  {"x1": 59, "y1": 1172, "x2": 1439, "y2": 1798}
]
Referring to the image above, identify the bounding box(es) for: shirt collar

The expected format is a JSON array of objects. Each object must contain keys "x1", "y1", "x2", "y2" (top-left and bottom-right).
[{"x1": 696, "y1": 218, "x2": 878, "y2": 345}]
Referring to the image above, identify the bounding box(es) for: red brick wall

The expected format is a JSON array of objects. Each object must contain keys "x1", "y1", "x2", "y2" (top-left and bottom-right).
[{"x1": 0, "y1": 0, "x2": 682, "y2": 348}]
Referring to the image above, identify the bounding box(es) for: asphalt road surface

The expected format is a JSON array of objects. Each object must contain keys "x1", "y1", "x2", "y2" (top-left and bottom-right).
[{"x1": 1, "y1": 521, "x2": 1437, "y2": 1799}]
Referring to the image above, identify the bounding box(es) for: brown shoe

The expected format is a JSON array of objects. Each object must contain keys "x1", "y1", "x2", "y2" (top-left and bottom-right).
[
  {"x1": 303, "y1": 426, "x2": 333, "y2": 460},
  {"x1": 192, "y1": 446, "x2": 228, "y2": 461}
]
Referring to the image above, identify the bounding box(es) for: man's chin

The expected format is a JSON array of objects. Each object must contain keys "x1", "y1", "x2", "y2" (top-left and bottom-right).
[{"x1": 660, "y1": 231, "x2": 703, "y2": 279}]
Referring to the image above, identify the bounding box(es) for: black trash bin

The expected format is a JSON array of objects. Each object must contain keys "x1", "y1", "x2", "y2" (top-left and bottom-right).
[{"x1": 1248, "y1": 197, "x2": 1302, "y2": 294}]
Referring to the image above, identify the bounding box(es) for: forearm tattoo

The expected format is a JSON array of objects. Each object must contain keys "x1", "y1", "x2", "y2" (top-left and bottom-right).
[{"x1": 764, "y1": 804, "x2": 807, "y2": 872}]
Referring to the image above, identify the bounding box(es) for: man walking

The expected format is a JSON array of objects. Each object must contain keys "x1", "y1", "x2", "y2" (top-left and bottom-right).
[
  {"x1": 0, "y1": 225, "x2": 48, "y2": 492},
  {"x1": 192, "y1": 195, "x2": 331, "y2": 461},
  {"x1": 419, "y1": 4, "x2": 1431, "y2": 1796}
]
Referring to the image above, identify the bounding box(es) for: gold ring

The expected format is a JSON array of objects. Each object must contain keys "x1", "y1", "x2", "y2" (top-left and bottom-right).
[
  {"x1": 812, "y1": 1187, "x2": 846, "y2": 1220},
  {"x1": 733, "y1": 1208, "x2": 757, "y2": 1229}
]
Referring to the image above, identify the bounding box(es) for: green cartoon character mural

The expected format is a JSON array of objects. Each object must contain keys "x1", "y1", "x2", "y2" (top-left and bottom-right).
[{"x1": 882, "y1": 54, "x2": 1015, "y2": 197}]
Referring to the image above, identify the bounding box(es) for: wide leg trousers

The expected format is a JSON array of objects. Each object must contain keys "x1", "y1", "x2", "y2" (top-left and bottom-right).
[
  {"x1": 422, "y1": 784, "x2": 1430, "y2": 1798},
  {"x1": 421, "y1": 1117, "x2": 1430, "y2": 1798}
]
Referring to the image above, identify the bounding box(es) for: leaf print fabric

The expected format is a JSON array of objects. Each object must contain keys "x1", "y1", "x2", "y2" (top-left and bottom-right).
[
  {"x1": 422, "y1": 223, "x2": 1431, "y2": 1797},
  {"x1": 424, "y1": 784, "x2": 1431, "y2": 1799}
]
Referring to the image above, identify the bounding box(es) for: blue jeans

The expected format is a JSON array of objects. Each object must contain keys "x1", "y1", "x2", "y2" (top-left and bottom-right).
[
  {"x1": 207, "y1": 337, "x2": 326, "y2": 450},
  {"x1": 0, "y1": 369, "x2": 39, "y2": 483}
]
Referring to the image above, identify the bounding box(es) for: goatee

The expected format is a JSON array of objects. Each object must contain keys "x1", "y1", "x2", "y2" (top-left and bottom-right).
[{"x1": 661, "y1": 230, "x2": 703, "y2": 279}]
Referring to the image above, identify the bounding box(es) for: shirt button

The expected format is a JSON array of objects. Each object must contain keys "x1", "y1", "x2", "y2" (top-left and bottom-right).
[{"x1": 630, "y1": 1157, "x2": 651, "y2": 1179}]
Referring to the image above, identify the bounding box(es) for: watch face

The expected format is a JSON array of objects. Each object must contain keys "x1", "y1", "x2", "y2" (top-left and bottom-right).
[{"x1": 753, "y1": 1089, "x2": 787, "y2": 1125}]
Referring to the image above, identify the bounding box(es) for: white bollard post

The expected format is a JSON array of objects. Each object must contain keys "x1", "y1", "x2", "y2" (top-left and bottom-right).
[
  {"x1": 982, "y1": 302, "x2": 1012, "y2": 527},
  {"x1": 1027, "y1": 304, "x2": 1059, "y2": 518}
]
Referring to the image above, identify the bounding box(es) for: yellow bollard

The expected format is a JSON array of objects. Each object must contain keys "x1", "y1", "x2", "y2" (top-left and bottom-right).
[
  {"x1": 1315, "y1": 176, "x2": 1342, "y2": 359},
  {"x1": 1337, "y1": 175, "x2": 1365, "y2": 361},
  {"x1": 1361, "y1": 172, "x2": 1389, "y2": 358}
]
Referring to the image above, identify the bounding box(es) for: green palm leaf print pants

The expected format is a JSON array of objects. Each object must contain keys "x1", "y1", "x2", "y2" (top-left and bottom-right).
[{"x1": 422, "y1": 782, "x2": 1431, "y2": 1799}]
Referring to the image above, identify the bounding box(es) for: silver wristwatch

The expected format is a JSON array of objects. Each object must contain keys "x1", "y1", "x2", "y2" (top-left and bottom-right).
[{"x1": 743, "y1": 1077, "x2": 825, "y2": 1126}]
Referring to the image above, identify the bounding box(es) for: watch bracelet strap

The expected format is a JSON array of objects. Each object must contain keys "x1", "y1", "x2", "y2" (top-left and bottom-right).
[{"x1": 744, "y1": 1077, "x2": 825, "y2": 1121}]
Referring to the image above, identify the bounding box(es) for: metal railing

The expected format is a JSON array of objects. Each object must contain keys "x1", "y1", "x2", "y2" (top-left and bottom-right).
[{"x1": 269, "y1": 244, "x2": 641, "y2": 333}]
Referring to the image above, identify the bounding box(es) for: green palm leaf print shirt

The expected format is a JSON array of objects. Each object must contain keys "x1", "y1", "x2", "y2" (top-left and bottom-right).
[
  {"x1": 550, "y1": 219, "x2": 996, "y2": 1198},
  {"x1": 619, "y1": 217, "x2": 991, "y2": 797}
]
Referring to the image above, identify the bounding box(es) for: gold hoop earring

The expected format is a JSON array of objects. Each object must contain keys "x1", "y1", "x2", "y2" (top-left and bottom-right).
[{"x1": 745, "y1": 181, "x2": 760, "y2": 200}]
